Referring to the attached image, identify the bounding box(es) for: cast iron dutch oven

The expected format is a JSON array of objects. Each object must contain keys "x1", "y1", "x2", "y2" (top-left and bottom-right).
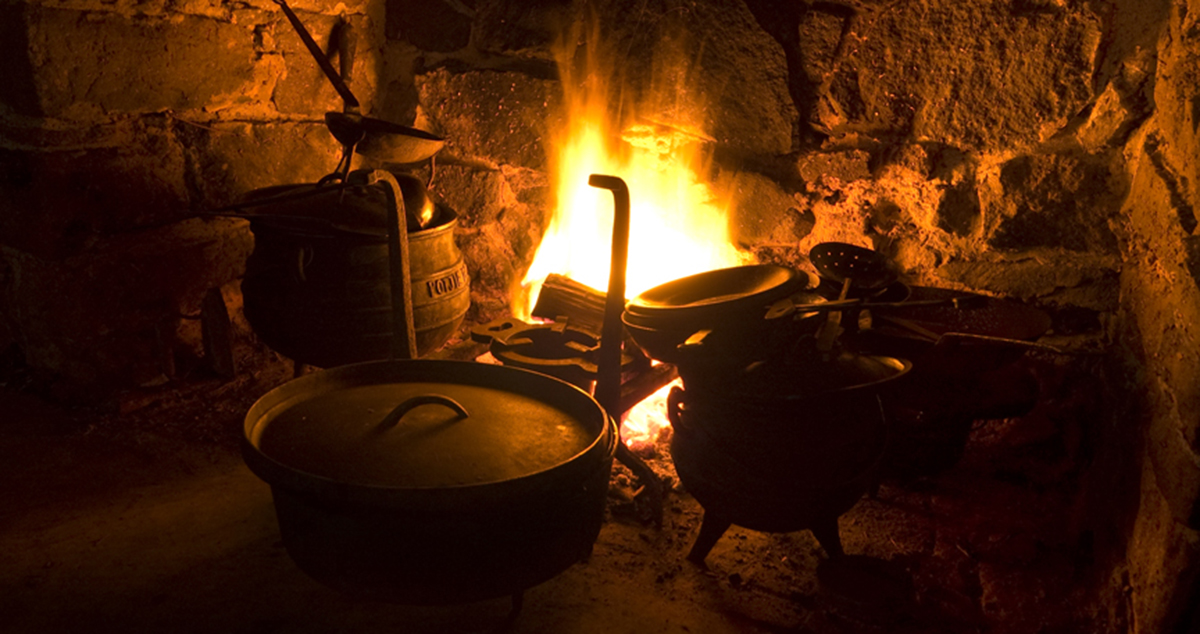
[{"x1": 242, "y1": 359, "x2": 617, "y2": 604}]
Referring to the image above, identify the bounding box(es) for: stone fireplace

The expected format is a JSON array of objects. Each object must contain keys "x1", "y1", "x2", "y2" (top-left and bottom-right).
[{"x1": 2, "y1": 0, "x2": 1199, "y2": 631}]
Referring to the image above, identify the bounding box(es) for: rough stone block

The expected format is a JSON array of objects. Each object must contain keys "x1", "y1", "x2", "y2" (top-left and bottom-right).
[
  {"x1": 503, "y1": 164, "x2": 553, "y2": 209},
  {"x1": 1146, "y1": 377, "x2": 1200, "y2": 528},
  {"x1": 492, "y1": 182, "x2": 548, "y2": 272},
  {"x1": 1129, "y1": 458, "x2": 1200, "y2": 632},
  {"x1": 423, "y1": 0, "x2": 795, "y2": 164},
  {"x1": 1141, "y1": 131, "x2": 1199, "y2": 242},
  {"x1": 0, "y1": 216, "x2": 253, "y2": 389},
  {"x1": 456, "y1": 223, "x2": 521, "y2": 313},
  {"x1": 935, "y1": 250, "x2": 1120, "y2": 311},
  {"x1": 1137, "y1": 299, "x2": 1200, "y2": 452},
  {"x1": 11, "y1": 6, "x2": 263, "y2": 118},
  {"x1": 428, "y1": 164, "x2": 521, "y2": 229},
  {"x1": 386, "y1": 0, "x2": 472, "y2": 51},
  {"x1": 176, "y1": 121, "x2": 342, "y2": 207},
  {"x1": 797, "y1": 149, "x2": 872, "y2": 185},
  {"x1": 728, "y1": 170, "x2": 810, "y2": 247},
  {"x1": 1075, "y1": 82, "x2": 1139, "y2": 152},
  {"x1": 0, "y1": 118, "x2": 189, "y2": 259},
  {"x1": 833, "y1": 0, "x2": 1100, "y2": 152},
  {"x1": 271, "y1": 12, "x2": 376, "y2": 116},
  {"x1": 982, "y1": 152, "x2": 1123, "y2": 253},
  {"x1": 471, "y1": 0, "x2": 570, "y2": 55},
  {"x1": 936, "y1": 180, "x2": 982, "y2": 236},
  {"x1": 598, "y1": 0, "x2": 795, "y2": 157},
  {"x1": 1119, "y1": 227, "x2": 1200, "y2": 448},
  {"x1": 1153, "y1": 13, "x2": 1200, "y2": 190},
  {"x1": 422, "y1": 164, "x2": 547, "y2": 305},
  {"x1": 416, "y1": 67, "x2": 562, "y2": 170}
]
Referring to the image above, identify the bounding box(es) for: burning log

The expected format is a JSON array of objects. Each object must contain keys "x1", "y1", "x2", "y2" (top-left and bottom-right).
[
  {"x1": 619, "y1": 362, "x2": 678, "y2": 415},
  {"x1": 531, "y1": 273, "x2": 608, "y2": 336}
]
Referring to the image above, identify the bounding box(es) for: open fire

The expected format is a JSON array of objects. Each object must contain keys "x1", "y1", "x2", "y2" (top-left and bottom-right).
[
  {"x1": 515, "y1": 23, "x2": 752, "y2": 316},
  {"x1": 513, "y1": 23, "x2": 754, "y2": 448}
]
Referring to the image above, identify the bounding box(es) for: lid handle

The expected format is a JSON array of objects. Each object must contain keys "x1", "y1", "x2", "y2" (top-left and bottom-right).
[{"x1": 377, "y1": 394, "x2": 470, "y2": 430}]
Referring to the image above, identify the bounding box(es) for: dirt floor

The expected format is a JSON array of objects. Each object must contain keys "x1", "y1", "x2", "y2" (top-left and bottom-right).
[{"x1": 0, "y1": 345, "x2": 1119, "y2": 634}]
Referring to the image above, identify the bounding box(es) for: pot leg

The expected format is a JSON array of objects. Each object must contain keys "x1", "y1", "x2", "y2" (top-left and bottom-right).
[
  {"x1": 505, "y1": 591, "x2": 524, "y2": 624},
  {"x1": 616, "y1": 443, "x2": 664, "y2": 527},
  {"x1": 687, "y1": 512, "x2": 732, "y2": 566},
  {"x1": 810, "y1": 516, "x2": 844, "y2": 558}
]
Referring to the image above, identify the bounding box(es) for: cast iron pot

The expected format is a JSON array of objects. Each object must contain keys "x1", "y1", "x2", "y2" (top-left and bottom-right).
[
  {"x1": 668, "y1": 351, "x2": 909, "y2": 562},
  {"x1": 238, "y1": 179, "x2": 469, "y2": 367},
  {"x1": 621, "y1": 305, "x2": 823, "y2": 369},
  {"x1": 242, "y1": 359, "x2": 617, "y2": 605}
]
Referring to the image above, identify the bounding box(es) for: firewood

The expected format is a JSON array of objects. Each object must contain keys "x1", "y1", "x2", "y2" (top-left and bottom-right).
[
  {"x1": 619, "y1": 363, "x2": 678, "y2": 414},
  {"x1": 531, "y1": 273, "x2": 608, "y2": 336}
]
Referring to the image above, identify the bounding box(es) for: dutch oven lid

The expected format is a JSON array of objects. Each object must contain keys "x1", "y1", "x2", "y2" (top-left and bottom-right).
[{"x1": 245, "y1": 360, "x2": 609, "y2": 489}]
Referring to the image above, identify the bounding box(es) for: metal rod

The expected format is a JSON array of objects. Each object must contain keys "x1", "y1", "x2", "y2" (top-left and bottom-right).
[
  {"x1": 687, "y1": 512, "x2": 732, "y2": 565},
  {"x1": 588, "y1": 174, "x2": 629, "y2": 416},
  {"x1": 204, "y1": 181, "x2": 353, "y2": 213},
  {"x1": 272, "y1": 0, "x2": 360, "y2": 110},
  {"x1": 363, "y1": 170, "x2": 418, "y2": 359},
  {"x1": 588, "y1": 174, "x2": 664, "y2": 527}
]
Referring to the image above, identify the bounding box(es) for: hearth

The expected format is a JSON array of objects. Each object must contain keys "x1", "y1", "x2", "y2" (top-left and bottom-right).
[{"x1": 3, "y1": 0, "x2": 1200, "y2": 631}]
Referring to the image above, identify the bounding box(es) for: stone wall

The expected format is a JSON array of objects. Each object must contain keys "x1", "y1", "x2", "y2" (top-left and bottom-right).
[
  {"x1": 0, "y1": 0, "x2": 383, "y2": 389},
  {"x1": 395, "y1": 0, "x2": 1139, "y2": 331},
  {"x1": 1, "y1": 0, "x2": 1199, "y2": 627},
  {"x1": 1113, "y1": 0, "x2": 1200, "y2": 629},
  {"x1": 385, "y1": 0, "x2": 1200, "y2": 629}
]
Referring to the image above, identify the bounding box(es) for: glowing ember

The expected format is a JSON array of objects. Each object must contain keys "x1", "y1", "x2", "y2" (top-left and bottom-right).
[{"x1": 621, "y1": 378, "x2": 682, "y2": 452}]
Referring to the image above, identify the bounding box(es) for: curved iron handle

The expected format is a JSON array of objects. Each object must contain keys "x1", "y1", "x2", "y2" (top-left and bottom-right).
[
  {"x1": 586, "y1": 174, "x2": 630, "y2": 418},
  {"x1": 666, "y1": 386, "x2": 686, "y2": 430},
  {"x1": 356, "y1": 169, "x2": 417, "y2": 359},
  {"x1": 294, "y1": 245, "x2": 312, "y2": 283},
  {"x1": 377, "y1": 394, "x2": 469, "y2": 430}
]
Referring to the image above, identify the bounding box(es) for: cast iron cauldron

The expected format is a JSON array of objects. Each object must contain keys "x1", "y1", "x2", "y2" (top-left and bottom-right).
[
  {"x1": 239, "y1": 178, "x2": 469, "y2": 367},
  {"x1": 242, "y1": 359, "x2": 616, "y2": 605},
  {"x1": 668, "y1": 350, "x2": 909, "y2": 562}
]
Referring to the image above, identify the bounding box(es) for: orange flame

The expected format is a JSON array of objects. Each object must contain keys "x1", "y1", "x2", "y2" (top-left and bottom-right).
[
  {"x1": 515, "y1": 22, "x2": 751, "y2": 318},
  {"x1": 514, "y1": 20, "x2": 752, "y2": 447}
]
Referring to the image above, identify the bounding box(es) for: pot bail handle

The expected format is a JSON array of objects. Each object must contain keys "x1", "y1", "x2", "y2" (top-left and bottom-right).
[
  {"x1": 377, "y1": 394, "x2": 469, "y2": 430},
  {"x1": 666, "y1": 386, "x2": 686, "y2": 430},
  {"x1": 357, "y1": 169, "x2": 417, "y2": 360}
]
